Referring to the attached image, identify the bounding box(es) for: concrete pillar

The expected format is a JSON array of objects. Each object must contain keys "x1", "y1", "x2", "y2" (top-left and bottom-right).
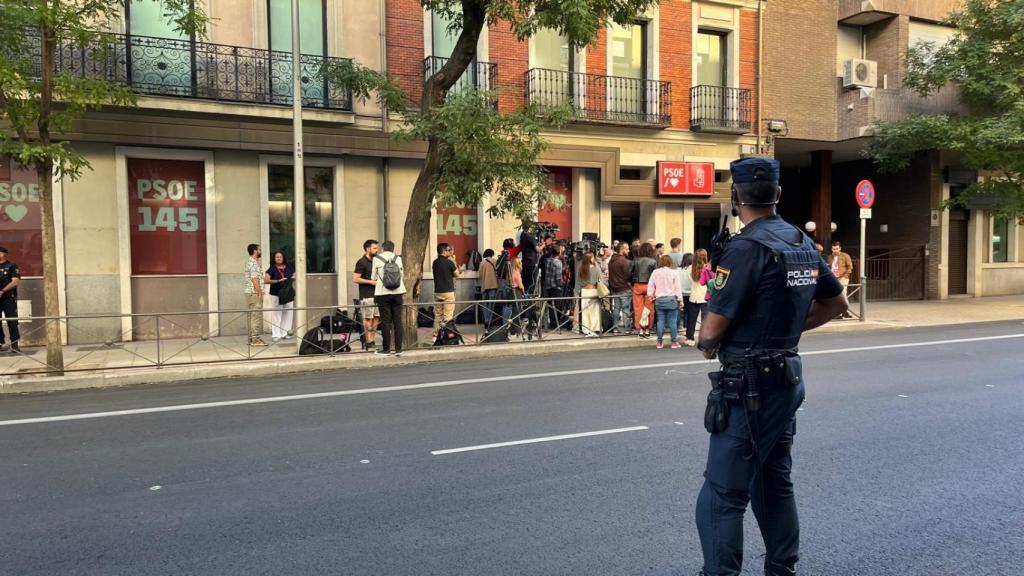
[
  {"x1": 600, "y1": 201, "x2": 613, "y2": 244},
  {"x1": 682, "y1": 203, "x2": 696, "y2": 253},
  {"x1": 967, "y1": 209, "x2": 985, "y2": 297},
  {"x1": 938, "y1": 184, "x2": 950, "y2": 300},
  {"x1": 640, "y1": 202, "x2": 667, "y2": 244},
  {"x1": 811, "y1": 150, "x2": 833, "y2": 247}
]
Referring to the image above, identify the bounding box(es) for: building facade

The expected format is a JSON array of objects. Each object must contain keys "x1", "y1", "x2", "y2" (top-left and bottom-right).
[
  {"x1": 0, "y1": 0, "x2": 764, "y2": 344},
  {"x1": 763, "y1": 0, "x2": 1024, "y2": 300}
]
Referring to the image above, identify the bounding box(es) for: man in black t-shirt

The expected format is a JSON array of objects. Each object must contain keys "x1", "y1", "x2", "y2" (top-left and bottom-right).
[
  {"x1": 352, "y1": 239, "x2": 380, "y2": 350},
  {"x1": 431, "y1": 242, "x2": 461, "y2": 338},
  {"x1": 0, "y1": 246, "x2": 21, "y2": 353}
]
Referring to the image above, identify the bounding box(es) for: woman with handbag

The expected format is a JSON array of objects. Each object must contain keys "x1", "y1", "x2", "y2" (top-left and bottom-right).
[
  {"x1": 631, "y1": 242, "x2": 658, "y2": 338},
  {"x1": 685, "y1": 249, "x2": 710, "y2": 345},
  {"x1": 264, "y1": 250, "x2": 296, "y2": 343},
  {"x1": 647, "y1": 255, "x2": 683, "y2": 349}
]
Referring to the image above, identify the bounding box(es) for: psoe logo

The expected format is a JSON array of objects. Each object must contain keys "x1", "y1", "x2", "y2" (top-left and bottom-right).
[{"x1": 786, "y1": 268, "x2": 819, "y2": 287}]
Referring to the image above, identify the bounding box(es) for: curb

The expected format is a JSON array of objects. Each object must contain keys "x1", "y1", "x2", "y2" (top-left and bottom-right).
[{"x1": 0, "y1": 336, "x2": 657, "y2": 395}]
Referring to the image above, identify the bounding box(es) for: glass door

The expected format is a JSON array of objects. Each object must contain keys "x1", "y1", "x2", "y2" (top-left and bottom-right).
[
  {"x1": 533, "y1": 28, "x2": 575, "y2": 108},
  {"x1": 696, "y1": 31, "x2": 728, "y2": 125},
  {"x1": 610, "y1": 22, "x2": 647, "y2": 120},
  {"x1": 268, "y1": 0, "x2": 327, "y2": 105},
  {"x1": 126, "y1": 0, "x2": 195, "y2": 96}
]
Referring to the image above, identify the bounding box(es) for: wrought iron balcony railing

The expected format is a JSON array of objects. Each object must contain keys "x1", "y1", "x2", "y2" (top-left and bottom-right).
[
  {"x1": 31, "y1": 31, "x2": 353, "y2": 111},
  {"x1": 689, "y1": 85, "x2": 752, "y2": 134},
  {"x1": 524, "y1": 68, "x2": 671, "y2": 127},
  {"x1": 423, "y1": 56, "x2": 497, "y2": 93}
]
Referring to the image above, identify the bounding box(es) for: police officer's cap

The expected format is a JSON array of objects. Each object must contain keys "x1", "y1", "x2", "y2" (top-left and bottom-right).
[
  {"x1": 0, "y1": 246, "x2": 8, "y2": 254},
  {"x1": 730, "y1": 158, "x2": 780, "y2": 184}
]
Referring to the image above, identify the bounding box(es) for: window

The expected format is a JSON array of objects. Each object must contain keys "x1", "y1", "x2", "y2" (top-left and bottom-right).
[
  {"x1": 267, "y1": 165, "x2": 335, "y2": 274},
  {"x1": 538, "y1": 167, "x2": 574, "y2": 242},
  {"x1": 0, "y1": 159, "x2": 43, "y2": 276},
  {"x1": 127, "y1": 158, "x2": 208, "y2": 275},
  {"x1": 268, "y1": 0, "x2": 327, "y2": 104},
  {"x1": 991, "y1": 217, "x2": 1009, "y2": 263},
  {"x1": 436, "y1": 203, "x2": 479, "y2": 269}
]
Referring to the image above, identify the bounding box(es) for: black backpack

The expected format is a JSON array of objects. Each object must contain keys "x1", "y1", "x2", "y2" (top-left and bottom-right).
[{"x1": 375, "y1": 255, "x2": 403, "y2": 290}]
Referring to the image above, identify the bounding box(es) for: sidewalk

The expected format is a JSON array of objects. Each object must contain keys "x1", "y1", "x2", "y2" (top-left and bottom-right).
[{"x1": 2, "y1": 295, "x2": 1023, "y2": 394}]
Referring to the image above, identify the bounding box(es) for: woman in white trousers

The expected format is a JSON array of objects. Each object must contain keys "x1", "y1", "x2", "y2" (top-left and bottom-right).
[{"x1": 264, "y1": 250, "x2": 296, "y2": 342}]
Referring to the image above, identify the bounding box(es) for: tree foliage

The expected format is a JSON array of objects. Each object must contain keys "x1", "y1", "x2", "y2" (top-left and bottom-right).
[{"x1": 866, "y1": 0, "x2": 1024, "y2": 221}]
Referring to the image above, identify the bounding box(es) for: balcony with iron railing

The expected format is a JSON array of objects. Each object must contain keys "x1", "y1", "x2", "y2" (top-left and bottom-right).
[
  {"x1": 689, "y1": 85, "x2": 753, "y2": 134},
  {"x1": 27, "y1": 31, "x2": 353, "y2": 111},
  {"x1": 423, "y1": 56, "x2": 498, "y2": 93},
  {"x1": 838, "y1": 84, "x2": 963, "y2": 139},
  {"x1": 524, "y1": 68, "x2": 671, "y2": 127}
]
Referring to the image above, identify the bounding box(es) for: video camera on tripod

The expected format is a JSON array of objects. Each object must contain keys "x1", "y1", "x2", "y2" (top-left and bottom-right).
[
  {"x1": 570, "y1": 232, "x2": 608, "y2": 256},
  {"x1": 532, "y1": 221, "x2": 560, "y2": 244}
]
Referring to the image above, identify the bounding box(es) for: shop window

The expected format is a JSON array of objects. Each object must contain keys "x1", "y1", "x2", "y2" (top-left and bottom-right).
[
  {"x1": 991, "y1": 217, "x2": 1009, "y2": 263},
  {"x1": 0, "y1": 159, "x2": 43, "y2": 276},
  {"x1": 127, "y1": 158, "x2": 207, "y2": 275},
  {"x1": 539, "y1": 167, "x2": 574, "y2": 242},
  {"x1": 268, "y1": 165, "x2": 335, "y2": 273},
  {"x1": 436, "y1": 203, "x2": 479, "y2": 270}
]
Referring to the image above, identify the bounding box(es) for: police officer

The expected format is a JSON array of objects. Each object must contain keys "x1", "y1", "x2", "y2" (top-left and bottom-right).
[
  {"x1": 694, "y1": 158, "x2": 848, "y2": 576},
  {"x1": 0, "y1": 246, "x2": 22, "y2": 353}
]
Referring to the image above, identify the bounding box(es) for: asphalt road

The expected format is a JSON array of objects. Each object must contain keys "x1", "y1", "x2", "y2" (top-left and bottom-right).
[{"x1": 1, "y1": 321, "x2": 1023, "y2": 576}]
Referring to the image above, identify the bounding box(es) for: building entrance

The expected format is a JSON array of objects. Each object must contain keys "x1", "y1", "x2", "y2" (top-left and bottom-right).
[
  {"x1": 948, "y1": 209, "x2": 969, "y2": 295},
  {"x1": 611, "y1": 202, "x2": 640, "y2": 244},
  {"x1": 694, "y1": 206, "x2": 722, "y2": 253}
]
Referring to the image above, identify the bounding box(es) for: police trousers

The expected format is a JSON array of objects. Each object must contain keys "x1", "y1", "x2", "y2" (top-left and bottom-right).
[
  {"x1": 696, "y1": 377, "x2": 805, "y2": 576},
  {"x1": 0, "y1": 297, "x2": 19, "y2": 344}
]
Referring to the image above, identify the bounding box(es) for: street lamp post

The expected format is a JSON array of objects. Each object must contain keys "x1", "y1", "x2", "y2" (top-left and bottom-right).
[{"x1": 291, "y1": 0, "x2": 307, "y2": 350}]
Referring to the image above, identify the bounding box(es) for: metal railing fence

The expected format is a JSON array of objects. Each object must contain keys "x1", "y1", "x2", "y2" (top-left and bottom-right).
[{"x1": 1, "y1": 294, "x2": 676, "y2": 377}]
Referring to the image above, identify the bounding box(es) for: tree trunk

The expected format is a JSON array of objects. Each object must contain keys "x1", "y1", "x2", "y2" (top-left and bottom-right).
[
  {"x1": 398, "y1": 0, "x2": 486, "y2": 349},
  {"x1": 37, "y1": 162, "x2": 64, "y2": 374},
  {"x1": 37, "y1": 22, "x2": 64, "y2": 373}
]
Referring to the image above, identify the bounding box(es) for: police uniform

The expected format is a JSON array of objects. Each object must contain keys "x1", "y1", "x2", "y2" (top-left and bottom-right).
[
  {"x1": 695, "y1": 160, "x2": 844, "y2": 576},
  {"x1": 0, "y1": 247, "x2": 21, "y2": 349}
]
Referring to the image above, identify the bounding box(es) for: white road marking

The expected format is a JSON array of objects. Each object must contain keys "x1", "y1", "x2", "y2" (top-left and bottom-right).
[
  {"x1": 985, "y1": 384, "x2": 995, "y2": 388},
  {"x1": 360, "y1": 460, "x2": 370, "y2": 464},
  {"x1": 149, "y1": 486, "x2": 161, "y2": 491},
  {"x1": 430, "y1": 426, "x2": 649, "y2": 456},
  {"x1": 898, "y1": 394, "x2": 909, "y2": 398},
  {"x1": 2, "y1": 332, "x2": 1022, "y2": 427}
]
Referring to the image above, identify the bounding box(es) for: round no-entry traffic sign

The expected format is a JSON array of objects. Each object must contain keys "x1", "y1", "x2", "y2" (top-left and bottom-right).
[{"x1": 856, "y1": 180, "x2": 876, "y2": 208}]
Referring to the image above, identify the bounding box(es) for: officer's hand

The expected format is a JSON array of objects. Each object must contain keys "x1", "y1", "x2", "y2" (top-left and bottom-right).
[{"x1": 702, "y1": 347, "x2": 718, "y2": 360}]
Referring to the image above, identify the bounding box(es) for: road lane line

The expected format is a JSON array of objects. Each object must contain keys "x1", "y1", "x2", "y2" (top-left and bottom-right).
[
  {"x1": 2, "y1": 332, "x2": 1022, "y2": 427},
  {"x1": 430, "y1": 426, "x2": 650, "y2": 456}
]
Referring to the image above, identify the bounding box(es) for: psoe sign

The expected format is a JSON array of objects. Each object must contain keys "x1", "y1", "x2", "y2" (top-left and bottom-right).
[{"x1": 657, "y1": 161, "x2": 715, "y2": 196}]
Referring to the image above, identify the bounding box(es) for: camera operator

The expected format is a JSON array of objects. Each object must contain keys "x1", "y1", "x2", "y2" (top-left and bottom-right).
[{"x1": 517, "y1": 226, "x2": 544, "y2": 296}]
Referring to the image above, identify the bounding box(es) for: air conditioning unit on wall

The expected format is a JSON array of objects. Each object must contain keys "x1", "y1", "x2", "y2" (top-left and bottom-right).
[{"x1": 843, "y1": 59, "x2": 878, "y2": 89}]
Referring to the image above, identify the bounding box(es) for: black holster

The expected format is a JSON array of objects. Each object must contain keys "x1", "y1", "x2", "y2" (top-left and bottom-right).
[{"x1": 704, "y1": 371, "x2": 730, "y2": 434}]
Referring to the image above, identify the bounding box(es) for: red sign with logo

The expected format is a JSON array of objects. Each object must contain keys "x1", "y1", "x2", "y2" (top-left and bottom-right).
[
  {"x1": 0, "y1": 159, "x2": 44, "y2": 276},
  {"x1": 657, "y1": 161, "x2": 715, "y2": 196},
  {"x1": 127, "y1": 158, "x2": 207, "y2": 275},
  {"x1": 539, "y1": 167, "x2": 574, "y2": 241}
]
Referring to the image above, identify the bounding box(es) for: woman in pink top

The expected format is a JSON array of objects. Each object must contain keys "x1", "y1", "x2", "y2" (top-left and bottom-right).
[{"x1": 647, "y1": 255, "x2": 684, "y2": 349}]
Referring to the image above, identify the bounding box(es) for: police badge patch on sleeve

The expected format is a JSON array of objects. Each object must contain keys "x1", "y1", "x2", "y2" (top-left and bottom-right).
[{"x1": 713, "y1": 267, "x2": 731, "y2": 290}]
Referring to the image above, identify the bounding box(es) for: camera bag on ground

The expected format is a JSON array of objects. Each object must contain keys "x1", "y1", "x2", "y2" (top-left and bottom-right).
[
  {"x1": 433, "y1": 321, "x2": 463, "y2": 346},
  {"x1": 299, "y1": 328, "x2": 352, "y2": 355},
  {"x1": 482, "y1": 323, "x2": 510, "y2": 343}
]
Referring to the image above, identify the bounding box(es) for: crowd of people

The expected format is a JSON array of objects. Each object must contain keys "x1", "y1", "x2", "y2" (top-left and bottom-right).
[{"x1": 238, "y1": 228, "x2": 854, "y2": 355}]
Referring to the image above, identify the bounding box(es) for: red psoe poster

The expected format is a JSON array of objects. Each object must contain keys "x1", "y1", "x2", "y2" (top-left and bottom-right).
[
  {"x1": 127, "y1": 158, "x2": 207, "y2": 275},
  {"x1": 0, "y1": 159, "x2": 44, "y2": 277}
]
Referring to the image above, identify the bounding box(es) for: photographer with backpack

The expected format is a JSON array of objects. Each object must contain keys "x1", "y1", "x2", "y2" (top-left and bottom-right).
[{"x1": 371, "y1": 240, "x2": 407, "y2": 356}]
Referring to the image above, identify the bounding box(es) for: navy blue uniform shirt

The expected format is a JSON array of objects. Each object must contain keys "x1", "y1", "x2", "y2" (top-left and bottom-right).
[{"x1": 709, "y1": 215, "x2": 843, "y2": 353}]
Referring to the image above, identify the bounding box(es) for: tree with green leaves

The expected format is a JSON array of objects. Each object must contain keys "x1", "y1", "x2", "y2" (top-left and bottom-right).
[
  {"x1": 866, "y1": 0, "x2": 1024, "y2": 222},
  {"x1": 327, "y1": 0, "x2": 660, "y2": 346},
  {"x1": 0, "y1": 0, "x2": 208, "y2": 372}
]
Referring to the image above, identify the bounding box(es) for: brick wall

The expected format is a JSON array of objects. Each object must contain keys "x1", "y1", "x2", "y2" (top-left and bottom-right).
[
  {"x1": 659, "y1": 2, "x2": 692, "y2": 129},
  {"x1": 739, "y1": 9, "x2": 759, "y2": 134},
  {"x1": 865, "y1": 15, "x2": 908, "y2": 91},
  {"x1": 386, "y1": 0, "x2": 424, "y2": 105},
  {"x1": 762, "y1": 0, "x2": 838, "y2": 141},
  {"x1": 488, "y1": 20, "x2": 528, "y2": 114}
]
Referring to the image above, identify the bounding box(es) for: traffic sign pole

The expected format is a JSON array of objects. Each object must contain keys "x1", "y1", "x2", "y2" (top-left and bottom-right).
[
  {"x1": 859, "y1": 216, "x2": 867, "y2": 322},
  {"x1": 855, "y1": 179, "x2": 874, "y2": 322}
]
